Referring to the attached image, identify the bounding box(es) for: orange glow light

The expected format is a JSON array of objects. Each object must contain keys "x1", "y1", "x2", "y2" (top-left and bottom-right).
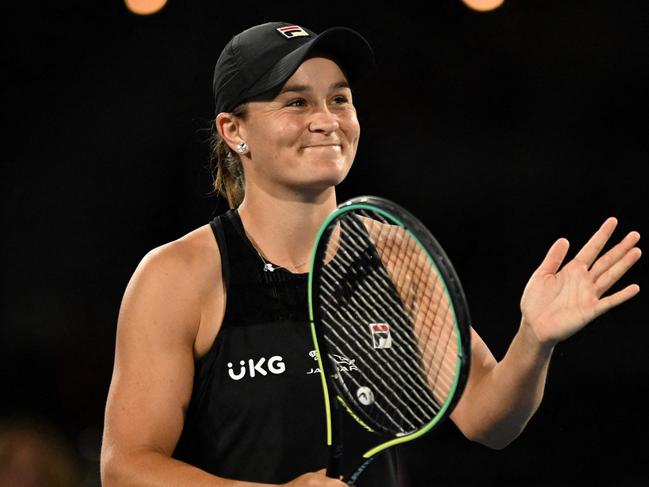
[
  {"x1": 462, "y1": 0, "x2": 505, "y2": 12},
  {"x1": 124, "y1": 0, "x2": 168, "y2": 16}
]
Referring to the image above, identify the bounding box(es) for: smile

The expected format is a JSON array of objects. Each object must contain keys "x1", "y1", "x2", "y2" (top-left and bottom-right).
[{"x1": 303, "y1": 144, "x2": 341, "y2": 149}]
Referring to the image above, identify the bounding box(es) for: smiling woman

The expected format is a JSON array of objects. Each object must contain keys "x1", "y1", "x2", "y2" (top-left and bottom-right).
[
  {"x1": 99, "y1": 18, "x2": 642, "y2": 487},
  {"x1": 216, "y1": 57, "x2": 360, "y2": 204},
  {"x1": 100, "y1": 21, "x2": 392, "y2": 487},
  {"x1": 210, "y1": 70, "x2": 356, "y2": 210},
  {"x1": 208, "y1": 26, "x2": 373, "y2": 211}
]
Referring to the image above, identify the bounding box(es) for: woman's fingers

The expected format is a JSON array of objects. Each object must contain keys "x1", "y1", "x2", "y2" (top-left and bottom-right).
[
  {"x1": 594, "y1": 283, "x2": 641, "y2": 318},
  {"x1": 573, "y1": 217, "x2": 618, "y2": 267},
  {"x1": 595, "y1": 246, "x2": 642, "y2": 297},
  {"x1": 590, "y1": 231, "x2": 641, "y2": 281},
  {"x1": 535, "y1": 238, "x2": 570, "y2": 277}
]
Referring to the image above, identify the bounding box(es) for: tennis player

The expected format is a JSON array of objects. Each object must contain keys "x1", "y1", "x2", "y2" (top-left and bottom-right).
[{"x1": 100, "y1": 21, "x2": 641, "y2": 487}]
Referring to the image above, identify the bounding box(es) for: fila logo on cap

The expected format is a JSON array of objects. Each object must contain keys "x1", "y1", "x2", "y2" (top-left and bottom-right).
[{"x1": 276, "y1": 25, "x2": 310, "y2": 39}]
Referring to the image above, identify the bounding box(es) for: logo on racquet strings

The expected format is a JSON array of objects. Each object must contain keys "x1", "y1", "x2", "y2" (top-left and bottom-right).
[
  {"x1": 356, "y1": 386, "x2": 375, "y2": 406},
  {"x1": 369, "y1": 323, "x2": 392, "y2": 349}
]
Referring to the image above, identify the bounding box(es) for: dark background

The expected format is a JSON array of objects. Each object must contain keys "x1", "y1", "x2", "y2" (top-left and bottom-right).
[{"x1": 2, "y1": 1, "x2": 647, "y2": 486}]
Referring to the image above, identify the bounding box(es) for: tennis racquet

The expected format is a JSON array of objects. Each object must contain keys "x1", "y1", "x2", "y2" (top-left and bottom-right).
[{"x1": 308, "y1": 195, "x2": 472, "y2": 485}]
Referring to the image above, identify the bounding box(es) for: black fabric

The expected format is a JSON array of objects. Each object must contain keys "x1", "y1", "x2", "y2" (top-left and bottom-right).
[{"x1": 172, "y1": 208, "x2": 400, "y2": 486}]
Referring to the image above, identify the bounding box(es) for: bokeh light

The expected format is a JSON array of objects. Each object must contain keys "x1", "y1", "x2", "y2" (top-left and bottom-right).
[
  {"x1": 124, "y1": 0, "x2": 169, "y2": 16},
  {"x1": 462, "y1": 0, "x2": 505, "y2": 12}
]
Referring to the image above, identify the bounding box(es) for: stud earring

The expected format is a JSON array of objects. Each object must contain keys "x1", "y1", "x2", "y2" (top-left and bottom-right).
[{"x1": 236, "y1": 142, "x2": 248, "y2": 154}]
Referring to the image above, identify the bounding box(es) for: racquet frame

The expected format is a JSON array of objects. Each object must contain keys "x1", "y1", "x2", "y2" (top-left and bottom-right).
[{"x1": 308, "y1": 195, "x2": 472, "y2": 482}]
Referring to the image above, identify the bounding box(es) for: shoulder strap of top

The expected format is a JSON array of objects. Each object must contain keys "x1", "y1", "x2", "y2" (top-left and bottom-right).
[
  {"x1": 209, "y1": 213, "x2": 230, "y2": 291},
  {"x1": 223, "y1": 208, "x2": 253, "y2": 253}
]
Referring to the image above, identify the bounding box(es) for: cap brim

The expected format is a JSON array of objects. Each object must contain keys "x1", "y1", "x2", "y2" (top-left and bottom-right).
[{"x1": 243, "y1": 27, "x2": 376, "y2": 102}]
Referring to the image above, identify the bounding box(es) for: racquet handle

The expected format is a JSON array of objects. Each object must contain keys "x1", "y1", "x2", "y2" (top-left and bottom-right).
[
  {"x1": 326, "y1": 399, "x2": 344, "y2": 479},
  {"x1": 326, "y1": 446, "x2": 342, "y2": 479}
]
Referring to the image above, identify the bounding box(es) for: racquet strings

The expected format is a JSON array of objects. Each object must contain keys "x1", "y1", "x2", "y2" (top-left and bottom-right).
[{"x1": 316, "y1": 209, "x2": 461, "y2": 437}]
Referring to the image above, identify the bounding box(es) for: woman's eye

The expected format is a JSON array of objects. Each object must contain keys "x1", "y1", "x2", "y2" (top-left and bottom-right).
[
  {"x1": 333, "y1": 95, "x2": 349, "y2": 104},
  {"x1": 287, "y1": 98, "x2": 306, "y2": 107}
]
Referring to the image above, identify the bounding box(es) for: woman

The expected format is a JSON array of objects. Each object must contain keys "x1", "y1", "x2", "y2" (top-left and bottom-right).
[{"x1": 100, "y1": 21, "x2": 641, "y2": 487}]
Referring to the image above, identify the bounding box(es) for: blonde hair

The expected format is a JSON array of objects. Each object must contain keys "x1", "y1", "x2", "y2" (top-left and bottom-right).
[{"x1": 208, "y1": 103, "x2": 249, "y2": 208}]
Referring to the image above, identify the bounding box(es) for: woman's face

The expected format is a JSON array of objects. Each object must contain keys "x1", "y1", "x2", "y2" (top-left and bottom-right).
[{"x1": 237, "y1": 56, "x2": 361, "y2": 198}]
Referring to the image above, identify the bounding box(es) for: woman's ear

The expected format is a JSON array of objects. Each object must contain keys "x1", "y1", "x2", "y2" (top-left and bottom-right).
[{"x1": 215, "y1": 112, "x2": 246, "y2": 152}]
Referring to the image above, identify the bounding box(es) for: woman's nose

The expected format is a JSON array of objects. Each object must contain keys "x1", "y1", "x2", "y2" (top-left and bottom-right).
[{"x1": 308, "y1": 104, "x2": 339, "y2": 134}]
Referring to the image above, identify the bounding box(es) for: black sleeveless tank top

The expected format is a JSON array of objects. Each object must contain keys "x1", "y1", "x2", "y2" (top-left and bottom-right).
[{"x1": 172, "y1": 209, "x2": 401, "y2": 486}]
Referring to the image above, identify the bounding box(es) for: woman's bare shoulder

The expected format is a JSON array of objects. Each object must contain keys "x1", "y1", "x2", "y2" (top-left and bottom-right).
[
  {"x1": 122, "y1": 223, "x2": 224, "y2": 356},
  {"x1": 141, "y1": 223, "x2": 221, "y2": 290}
]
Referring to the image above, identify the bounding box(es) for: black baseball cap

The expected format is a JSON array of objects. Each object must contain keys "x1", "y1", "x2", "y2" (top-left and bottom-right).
[{"x1": 212, "y1": 21, "x2": 376, "y2": 115}]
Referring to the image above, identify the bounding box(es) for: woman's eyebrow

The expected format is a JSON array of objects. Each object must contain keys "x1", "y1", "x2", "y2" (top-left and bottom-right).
[{"x1": 278, "y1": 80, "x2": 350, "y2": 95}]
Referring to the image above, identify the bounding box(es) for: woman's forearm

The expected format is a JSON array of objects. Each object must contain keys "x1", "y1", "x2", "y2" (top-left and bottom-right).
[
  {"x1": 101, "y1": 448, "x2": 275, "y2": 487},
  {"x1": 457, "y1": 322, "x2": 555, "y2": 449}
]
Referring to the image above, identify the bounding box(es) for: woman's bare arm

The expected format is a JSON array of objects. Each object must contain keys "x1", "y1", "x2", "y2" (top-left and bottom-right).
[
  {"x1": 101, "y1": 238, "x2": 225, "y2": 486},
  {"x1": 100, "y1": 232, "x2": 345, "y2": 487}
]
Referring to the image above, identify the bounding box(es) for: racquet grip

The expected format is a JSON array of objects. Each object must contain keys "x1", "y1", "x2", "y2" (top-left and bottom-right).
[{"x1": 326, "y1": 445, "x2": 343, "y2": 479}]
